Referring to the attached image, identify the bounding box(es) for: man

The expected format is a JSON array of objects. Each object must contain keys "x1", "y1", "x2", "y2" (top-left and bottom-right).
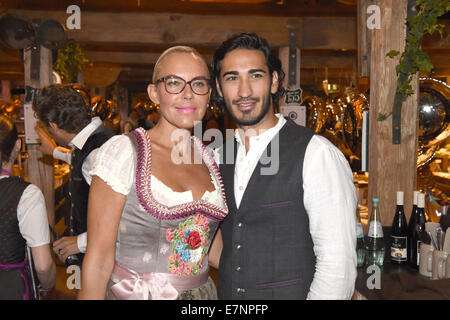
[
  {"x1": 211, "y1": 33, "x2": 357, "y2": 299},
  {"x1": 33, "y1": 84, "x2": 114, "y2": 265}
]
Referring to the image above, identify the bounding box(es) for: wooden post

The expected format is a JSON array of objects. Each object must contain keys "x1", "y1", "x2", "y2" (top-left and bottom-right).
[
  {"x1": 368, "y1": 0, "x2": 418, "y2": 225},
  {"x1": 357, "y1": 0, "x2": 372, "y2": 78},
  {"x1": 24, "y1": 46, "x2": 55, "y2": 227}
]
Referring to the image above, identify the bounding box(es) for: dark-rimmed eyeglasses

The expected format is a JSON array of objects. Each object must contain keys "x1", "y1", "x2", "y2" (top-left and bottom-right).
[{"x1": 155, "y1": 75, "x2": 211, "y2": 95}]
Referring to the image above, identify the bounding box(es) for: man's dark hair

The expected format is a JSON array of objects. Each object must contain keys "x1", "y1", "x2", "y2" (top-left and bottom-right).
[
  {"x1": 32, "y1": 84, "x2": 91, "y2": 134},
  {"x1": 211, "y1": 33, "x2": 285, "y2": 110}
]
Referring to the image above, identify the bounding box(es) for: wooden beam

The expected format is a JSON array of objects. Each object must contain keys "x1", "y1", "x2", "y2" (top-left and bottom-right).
[
  {"x1": 357, "y1": 0, "x2": 372, "y2": 77},
  {"x1": 368, "y1": 0, "x2": 418, "y2": 226},
  {"x1": 3, "y1": 0, "x2": 356, "y2": 17}
]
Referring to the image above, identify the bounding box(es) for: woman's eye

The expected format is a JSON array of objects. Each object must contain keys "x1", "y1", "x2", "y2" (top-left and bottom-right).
[
  {"x1": 192, "y1": 81, "x2": 206, "y2": 87},
  {"x1": 167, "y1": 80, "x2": 181, "y2": 87}
]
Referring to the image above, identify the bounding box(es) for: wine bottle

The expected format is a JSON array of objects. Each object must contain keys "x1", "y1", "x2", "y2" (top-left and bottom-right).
[
  {"x1": 390, "y1": 191, "x2": 407, "y2": 264},
  {"x1": 409, "y1": 192, "x2": 427, "y2": 268},
  {"x1": 365, "y1": 198, "x2": 385, "y2": 267},
  {"x1": 407, "y1": 190, "x2": 419, "y2": 265},
  {"x1": 355, "y1": 200, "x2": 365, "y2": 267}
]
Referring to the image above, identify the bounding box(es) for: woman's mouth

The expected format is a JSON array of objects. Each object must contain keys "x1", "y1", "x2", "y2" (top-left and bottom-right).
[{"x1": 176, "y1": 106, "x2": 196, "y2": 114}]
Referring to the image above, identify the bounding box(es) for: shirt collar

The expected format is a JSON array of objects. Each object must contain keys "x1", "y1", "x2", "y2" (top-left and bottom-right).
[
  {"x1": 69, "y1": 117, "x2": 102, "y2": 150},
  {"x1": 235, "y1": 113, "x2": 286, "y2": 147}
]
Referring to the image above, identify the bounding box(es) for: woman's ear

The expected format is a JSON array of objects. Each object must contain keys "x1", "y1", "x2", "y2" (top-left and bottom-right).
[{"x1": 147, "y1": 84, "x2": 160, "y2": 105}]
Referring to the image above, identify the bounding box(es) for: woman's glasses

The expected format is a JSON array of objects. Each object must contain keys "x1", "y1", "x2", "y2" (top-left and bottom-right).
[{"x1": 155, "y1": 75, "x2": 211, "y2": 95}]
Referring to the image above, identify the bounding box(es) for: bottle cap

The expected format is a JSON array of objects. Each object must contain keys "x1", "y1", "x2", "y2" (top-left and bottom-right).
[
  {"x1": 413, "y1": 191, "x2": 419, "y2": 205},
  {"x1": 372, "y1": 198, "x2": 379, "y2": 206},
  {"x1": 418, "y1": 193, "x2": 425, "y2": 208},
  {"x1": 397, "y1": 191, "x2": 404, "y2": 205}
]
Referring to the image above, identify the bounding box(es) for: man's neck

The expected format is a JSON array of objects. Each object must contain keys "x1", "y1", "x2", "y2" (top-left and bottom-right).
[{"x1": 238, "y1": 112, "x2": 279, "y2": 152}]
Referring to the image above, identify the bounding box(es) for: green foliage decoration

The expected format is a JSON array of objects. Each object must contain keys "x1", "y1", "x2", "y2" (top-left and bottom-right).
[
  {"x1": 54, "y1": 42, "x2": 88, "y2": 84},
  {"x1": 379, "y1": 0, "x2": 449, "y2": 122}
]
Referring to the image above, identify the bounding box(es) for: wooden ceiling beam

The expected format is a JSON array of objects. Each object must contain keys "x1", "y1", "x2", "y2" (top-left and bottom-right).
[{"x1": 3, "y1": 0, "x2": 356, "y2": 17}]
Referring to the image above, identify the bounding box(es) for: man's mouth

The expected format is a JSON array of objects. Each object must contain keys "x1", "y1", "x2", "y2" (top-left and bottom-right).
[{"x1": 234, "y1": 98, "x2": 259, "y2": 111}]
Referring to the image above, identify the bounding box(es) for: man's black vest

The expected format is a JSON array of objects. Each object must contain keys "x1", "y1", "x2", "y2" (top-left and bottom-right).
[
  {"x1": 218, "y1": 119, "x2": 316, "y2": 299},
  {"x1": 69, "y1": 125, "x2": 114, "y2": 236},
  {"x1": 0, "y1": 177, "x2": 30, "y2": 264}
]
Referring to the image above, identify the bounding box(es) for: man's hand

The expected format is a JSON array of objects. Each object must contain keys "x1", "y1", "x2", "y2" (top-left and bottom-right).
[
  {"x1": 53, "y1": 236, "x2": 80, "y2": 263},
  {"x1": 35, "y1": 125, "x2": 56, "y2": 156}
]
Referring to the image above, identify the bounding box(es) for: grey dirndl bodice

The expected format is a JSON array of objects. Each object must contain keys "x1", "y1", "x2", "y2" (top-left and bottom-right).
[{"x1": 106, "y1": 128, "x2": 228, "y2": 299}]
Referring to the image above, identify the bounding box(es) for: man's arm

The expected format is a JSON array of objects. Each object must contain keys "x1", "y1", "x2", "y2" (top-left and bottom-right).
[{"x1": 303, "y1": 135, "x2": 357, "y2": 300}]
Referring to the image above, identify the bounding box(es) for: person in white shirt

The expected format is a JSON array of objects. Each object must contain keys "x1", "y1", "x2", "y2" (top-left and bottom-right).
[
  {"x1": 0, "y1": 115, "x2": 55, "y2": 299},
  {"x1": 209, "y1": 33, "x2": 357, "y2": 300},
  {"x1": 33, "y1": 84, "x2": 114, "y2": 265}
]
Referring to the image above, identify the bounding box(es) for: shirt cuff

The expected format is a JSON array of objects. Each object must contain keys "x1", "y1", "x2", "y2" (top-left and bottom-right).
[
  {"x1": 77, "y1": 232, "x2": 87, "y2": 253},
  {"x1": 53, "y1": 146, "x2": 72, "y2": 164}
]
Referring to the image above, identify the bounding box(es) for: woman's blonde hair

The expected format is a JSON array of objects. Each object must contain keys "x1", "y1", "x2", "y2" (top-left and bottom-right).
[{"x1": 152, "y1": 46, "x2": 208, "y2": 83}]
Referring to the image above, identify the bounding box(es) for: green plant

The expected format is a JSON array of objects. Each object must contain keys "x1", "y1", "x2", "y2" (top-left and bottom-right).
[
  {"x1": 380, "y1": 0, "x2": 449, "y2": 144},
  {"x1": 54, "y1": 42, "x2": 88, "y2": 84}
]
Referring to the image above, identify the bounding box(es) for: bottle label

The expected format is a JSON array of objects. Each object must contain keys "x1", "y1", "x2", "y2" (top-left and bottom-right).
[
  {"x1": 416, "y1": 240, "x2": 422, "y2": 266},
  {"x1": 356, "y1": 222, "x2": 364, "y2": 238},
  {"x1": 390, "y1": 236, "x2": 407, "y2": 261},
  {"x1": 368, "y1": 221, "x2": 383, "y2": 238}
]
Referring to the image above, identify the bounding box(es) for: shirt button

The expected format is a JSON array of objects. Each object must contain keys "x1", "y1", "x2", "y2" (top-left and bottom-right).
[{"x1": 239, "y1": 186, "x2": 244, "y2": 191}]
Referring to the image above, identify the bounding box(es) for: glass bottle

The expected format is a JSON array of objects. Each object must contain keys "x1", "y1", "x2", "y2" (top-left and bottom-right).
[
  {"x1": 365, "y1": 198, "x2": 385, "y2": 267},
  {"x1": 407, "y1": 190, "x2": 419, "y2": 265},
  {"x1": 355, "y1": 200, "x2": 365, "y2": 267},
  {"x1": 390, "y1": 191, "x2": 408, "y2": 264},
  {"x1": 410, "y1": 192, "x2": 427, "y2": 268}
]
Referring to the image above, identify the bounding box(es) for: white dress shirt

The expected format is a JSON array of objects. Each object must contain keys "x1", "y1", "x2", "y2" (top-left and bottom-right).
[
  {"x1": 215, "y1": 114, "x2": 357, "y2": 300},
  {"x1": 52, "y1": 117, "x2": 103, "y2": 252},
  {"x1": 0, "y1": 175, "x2": 50, "y2": 248}
]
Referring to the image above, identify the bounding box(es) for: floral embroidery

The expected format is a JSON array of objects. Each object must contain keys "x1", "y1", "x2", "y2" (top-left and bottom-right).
[{"x1": 166, "y1": 213, "x2": 210, "y2": 276}]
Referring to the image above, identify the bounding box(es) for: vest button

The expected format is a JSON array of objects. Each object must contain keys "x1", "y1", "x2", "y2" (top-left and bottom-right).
[
  {"x1": 237, "y1": 222, "x2": 243, "y2": 228},
  {"x1": 237, "y1": 288, "x2": 245, "y2": 293},
  {"x1": 236, "y1": 266, "x2": 241, "y2": 271},
  {"x1": 236, "y1": 244, "x2": 241, "y2": 250}
]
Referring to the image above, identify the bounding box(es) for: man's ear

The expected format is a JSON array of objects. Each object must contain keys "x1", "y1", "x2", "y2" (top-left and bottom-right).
[
  {"x1": 216, "y1": 78, "x2": 223, "y2": 98},
  {"x1": 148, "y1": 84, "x2": 160, "y2": 105},
  {"x1": 270, "y1": 71, "x2": 279, "y2": 95},
  {"x1": 48, "y1": 122, "x2": 59, "y2": 130}
]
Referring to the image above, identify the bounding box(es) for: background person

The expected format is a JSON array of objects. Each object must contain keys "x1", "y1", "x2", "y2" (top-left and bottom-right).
[
  {"x1": 0, "y1": 115, "x2": 55, "y2": 299},
  {"x1": 33, "y1": 84, "x2": 114, "y2": 266}
]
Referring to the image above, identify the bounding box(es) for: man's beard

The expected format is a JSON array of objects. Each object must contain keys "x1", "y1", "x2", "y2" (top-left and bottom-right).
[{"x1": 225, "y1": 93, "x2": 272, "y2": 127}]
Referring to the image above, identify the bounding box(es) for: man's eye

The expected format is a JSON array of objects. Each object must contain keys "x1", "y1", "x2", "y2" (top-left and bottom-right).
[
  {"x1": 251, "y1": 73, "x2": 263, "y2": 79},
  {"x1": 225, "y1": 76, "x2": 237, "y2": 81}
]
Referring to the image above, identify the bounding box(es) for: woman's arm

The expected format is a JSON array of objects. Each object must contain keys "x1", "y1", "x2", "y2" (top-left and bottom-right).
[
  {"x1": 77, "y1": 176, "x2": 126, "y2": 300},
  {"x1": 208, "y1": 228, "x2": 223, "y2": 269},
  {"x1": 31, "y1": 244, "x2": 56, "y2": 289}
]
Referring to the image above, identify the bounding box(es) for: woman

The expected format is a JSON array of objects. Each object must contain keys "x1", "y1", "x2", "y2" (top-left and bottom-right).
[
  {"x1": 78, "y1": 46, "x2": 228, "y2": 300},
  {"x1": 0, "y1": 115, "x2": 55, "y2": 299}
]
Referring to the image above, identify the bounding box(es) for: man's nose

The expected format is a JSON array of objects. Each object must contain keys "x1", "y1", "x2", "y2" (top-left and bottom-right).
[{"x1": 238, "y1": 77, "x2": 253, "y2": 98}]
